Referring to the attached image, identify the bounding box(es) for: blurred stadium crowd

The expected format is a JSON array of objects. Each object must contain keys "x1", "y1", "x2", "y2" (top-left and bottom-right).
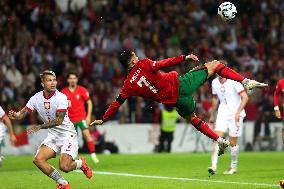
[{"x1": 0, "y1": 0, "x2": 283, "y2": 125}]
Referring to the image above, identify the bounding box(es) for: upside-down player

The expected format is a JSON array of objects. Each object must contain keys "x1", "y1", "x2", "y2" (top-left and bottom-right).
[
  {"x1": 8, "y1": 70, "x2": 92, "y2": 189},
  {"x1": 61, "y1": 71, "x2": 99, "y2": 163},
  {"x1": 90, "y1": 51, "x2": 267, "y2": 155}
]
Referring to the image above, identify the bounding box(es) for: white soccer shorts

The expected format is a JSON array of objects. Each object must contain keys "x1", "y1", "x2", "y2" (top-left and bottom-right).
[
  {"x1": 215, "y1": 116, "x2": 244, "y2": 137},
  {"x1": 40, "y1": 133, "x2": 79, "y2": 160}
]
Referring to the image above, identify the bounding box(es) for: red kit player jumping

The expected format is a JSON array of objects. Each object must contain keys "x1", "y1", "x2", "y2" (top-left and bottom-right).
[{"x1": 91, "y1": 51, "x2": 267, "y2": 155}]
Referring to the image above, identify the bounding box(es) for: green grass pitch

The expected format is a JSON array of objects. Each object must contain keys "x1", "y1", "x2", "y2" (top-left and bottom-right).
[{"x1": 0, "y1": 152, "x2": 283, "y2": 189}]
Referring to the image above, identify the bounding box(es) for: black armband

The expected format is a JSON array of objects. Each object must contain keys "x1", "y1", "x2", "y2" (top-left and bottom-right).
[{"x1": 116, "y1": 95, "x2": 126, "y2": 105}]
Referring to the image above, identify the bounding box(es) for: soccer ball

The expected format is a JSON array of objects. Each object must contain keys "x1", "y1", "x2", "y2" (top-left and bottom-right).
[{"x1": 218, "y1": 2, "x2": 237, "y2": 20}]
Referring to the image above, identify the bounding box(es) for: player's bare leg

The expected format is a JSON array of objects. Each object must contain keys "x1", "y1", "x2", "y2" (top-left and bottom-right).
[
  {"x1": 204, "y1": 60, "x2": 268, "y2": 90},
  {"x1": 184, "y1": 113, "x2": 230, "y2": 156},
  {"x1": 208, "y1": 131, "x2": 225, "y2": 175},
  {"x1": 82, "y1": 129, "x2": 99, "y2": 163},
  {"x1": 60, "y1": 154, "x2": 93, "y2": 179},
  {"x1": 223, "y1": 136, "x2": 238, "y2": 175},
  {"x1": 33, "y1": 145, "x2": 70, "y2": 189}
]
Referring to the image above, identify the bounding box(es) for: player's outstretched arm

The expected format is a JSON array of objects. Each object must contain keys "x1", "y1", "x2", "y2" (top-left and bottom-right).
[
  {"x1": 90, "y1": 120, "x2": 103, "y2": 126},
  {"x1": 8, "y1": 108, "x2": 30, "y2": 120},
  {"x1": 150, "y1": 54, "x2": 199, "y2": 71},
  {"x1": 2, "y1": 115, "x2": 17, "y2": 145},
  {"x1": 27, "y1": 111, "x2": 66, "y2": 134}
]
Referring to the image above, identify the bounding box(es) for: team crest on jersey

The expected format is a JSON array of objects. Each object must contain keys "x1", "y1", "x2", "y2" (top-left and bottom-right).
[
  {"x1": 76, "y1": 94, "x2": 80, "y2": 99},
  {"x1": 44, "y1": 102, "x2": 51, "y2": 109}
]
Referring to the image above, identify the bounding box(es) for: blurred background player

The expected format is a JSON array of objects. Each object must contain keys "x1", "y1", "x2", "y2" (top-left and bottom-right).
[
  {"x1": 274, "y1": 78, "x2": 284, "y2": 143},
  {"x1": 208, "y1": 64, "x2": 248, "y2": 175},
  {"x1": 0, "y1": 105, "x2": 17, "y2": 165},
  {"x1": 61, "y1": 71, "x2": 99, "y2": 163},
  {"x1": 8, "y1": 70, "x2": 92, "y2": 189},
  {"x1": 157, "y1": 105, "x2": 179, "y2": 153},
  {"x1": 91, "y1": 51, "x2": 267, "y2": 155}
]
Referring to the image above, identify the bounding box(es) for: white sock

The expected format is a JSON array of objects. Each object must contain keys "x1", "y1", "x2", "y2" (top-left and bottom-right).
[
  {"x1": 75, "y1": 159, "x2": 82, "y2": 169},
  {"x1": 48, "y1": 169, "x2": 68, "y2": 185},
  {"x1": 217, "y1": 137, "x2": 224, "y2": 143},
  {"x1": 211, "y1": 142, "x2": 219, "y2": 169},
  {"x1": 91, "y1": 153, "x2": 96, "y2": 157},
  {"x1": 230, "y1": 145, "x2": 239, "y2": 169}
]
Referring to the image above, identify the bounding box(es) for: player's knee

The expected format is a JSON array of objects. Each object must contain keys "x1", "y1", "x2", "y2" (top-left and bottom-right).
[
  {"x1": 59, "y1": 163, "x2": 71, "y2": 173},
  {"x1": 33, "y1": 157, "x2": 44, "y2": 166}
]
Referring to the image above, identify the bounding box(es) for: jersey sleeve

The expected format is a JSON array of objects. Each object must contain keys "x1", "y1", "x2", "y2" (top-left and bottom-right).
[
  {"x1": 0, "y1": 106, "x2": 6, "y2": 119},
  {"x1": 274, "y1": 81, "x2": 281, "y2": 107},
  {"x1": 142, "y1": 55, "x2": 186, "y2": 72},
  {"x1": 102, "y1": 85, "x2": 130, "y2": 122},
  {"x1": 81, "y1": 87, "x2": 90, "y2": 101},
  {"x1": 234, "y1": 82, "x2": 245, "y2": 94},
  {"x1": 211, "y1": 81, "x2": 217, "y2": 95},
  {"x1": 25, "y1": 95, "x2": 36, "y2": 112},
  {"x1": 57, "y1": 94, "x2": 68, "y2": 112}
]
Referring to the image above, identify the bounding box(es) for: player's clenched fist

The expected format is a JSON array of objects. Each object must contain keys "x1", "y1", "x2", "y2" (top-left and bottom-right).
[{"x1": 90, "y1": 120, "x2": 104, "y2": 126}]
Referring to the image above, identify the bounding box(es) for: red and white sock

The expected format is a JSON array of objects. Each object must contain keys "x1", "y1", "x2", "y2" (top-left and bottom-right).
[
  {"x1": 87, "y1": 140, "x2": 95, "y2": 153},
  {"x1": 215, "y1": 64, "x2": 245, "y2": 83},
  {"x1": 190, "y1": 117, "x2": 219, "y2": 141}
]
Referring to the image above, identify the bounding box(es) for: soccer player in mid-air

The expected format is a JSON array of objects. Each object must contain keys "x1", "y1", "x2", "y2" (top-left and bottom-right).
[
  {"x1": 90, "y1": 51, "x2": 267, "y2": 155},
  {"x1": 274, "y1": 78, "x2": 284, "y2": 143},
  {"x1": 0, "y1": 105, "x2": 17, "y2": 165},
  {"x1": 208, "y1": 66, "x2": 248, "y2": 175},
  {"x1": 8, "y1": 70, "x2": 92, "y2": 189},
  {"x1": 61, "y1": 71, "x2": 99, "y2": 163}
]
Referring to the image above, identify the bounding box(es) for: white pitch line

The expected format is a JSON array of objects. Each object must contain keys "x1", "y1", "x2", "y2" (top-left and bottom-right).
[{"x1": 75, "y1": 170, "x2": 279, "y2": 188}]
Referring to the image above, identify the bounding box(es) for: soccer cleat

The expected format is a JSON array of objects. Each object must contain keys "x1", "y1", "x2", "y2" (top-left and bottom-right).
[
  {"x1": 208, "y1": 166, "x2": 217, "y2": 175},
  {"x1": 279, "y1": 179, "x2": 284, "y2": 188},
  {"x1": 223, "y1": 167, "x2": 237, "y2": 175},
  {"x1": 91, "y1": 153, "x2": 100, "y2": 164},
  {"x1": 242, "y1": 79, "x2": 268, "y2": 90},
  {"x1": 80, "y1": 157, "x2": 93, "y2": 179},
  {"x1": 218, "y1": 139, "x2": 230, "y2": 156},
  {"x1": 56, "y1": 183, "x2": 71, "y2": 189}
]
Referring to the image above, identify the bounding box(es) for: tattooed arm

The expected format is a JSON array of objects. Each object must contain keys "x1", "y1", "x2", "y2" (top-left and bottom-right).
[
  {"x1": 8, "y1": 108, "x2": 31, "y2": 120},
  {"x1": 27, "y1": 111, "x2": 66, "y2": 134}
]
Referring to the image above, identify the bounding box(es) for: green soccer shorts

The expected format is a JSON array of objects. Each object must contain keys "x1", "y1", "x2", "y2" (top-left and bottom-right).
[
  {"x1": 176, "y1": 65, "x2": 208, "y2": 117},
  {"x1": 74, "y1": 120, "x2": 88, "y2": 130}
]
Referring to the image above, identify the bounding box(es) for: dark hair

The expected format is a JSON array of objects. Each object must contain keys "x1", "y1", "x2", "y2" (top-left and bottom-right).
[
  {"x1": 67, "y1": 71, "x2": 79, "y2": 78},
  {"x1": 119, "y1": 50, "x2": 133, "y2": 69},
  {"x1": 40, "y1": 70, "x2": 56, "y2": 81}
]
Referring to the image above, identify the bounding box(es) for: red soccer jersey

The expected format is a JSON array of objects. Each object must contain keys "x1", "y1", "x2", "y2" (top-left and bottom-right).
[
  {"x1": 274, "y1": 78, "x2": 284, "y2": 107},
  {"x1": 61, "y1": 85, "x2": 90, "y2": 122},
  {"x1": 102, "y1": 55, "x2": 186, "y2": 121}
]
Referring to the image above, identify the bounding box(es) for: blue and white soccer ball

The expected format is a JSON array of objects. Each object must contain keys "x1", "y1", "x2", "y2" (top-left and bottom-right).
[{"x1": 218, "y1": 2, "x2": 237, "y2": 21}]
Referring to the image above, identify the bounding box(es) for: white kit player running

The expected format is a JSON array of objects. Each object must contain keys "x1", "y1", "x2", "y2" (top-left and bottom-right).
[
  {"x1": 208, "y1": 73, "x2": 248, "y2": 175},
  {"x1": 8, "y1": 70, "x2": 92, "y2": 189},
  {"x1": 0, "y1": 106, "x2": 17, "y2": 165}
]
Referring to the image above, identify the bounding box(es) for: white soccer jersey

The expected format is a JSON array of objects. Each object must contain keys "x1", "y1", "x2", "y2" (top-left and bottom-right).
[
  {"x1": 212, "y1": 78, "x2": 246, "y2": 118},
  {"x1": 0, "y1": 106, "x2": 6, "y2": 138},
  {"x1": 25, "y1": 90, "x2": 76, "y2": 136}
]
